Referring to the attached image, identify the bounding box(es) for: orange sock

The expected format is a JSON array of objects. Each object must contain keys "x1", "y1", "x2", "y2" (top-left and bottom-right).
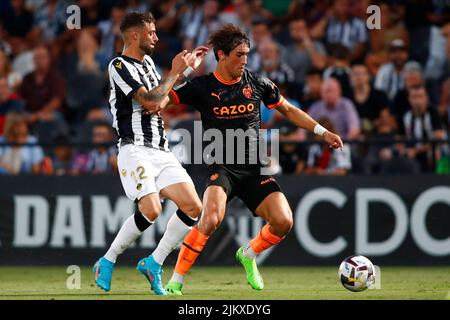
[
  {"x1": 174, "y1": 227, "x2": 209, "y2": 275},
  {"x1": 249, "y1": 224, "x2": 284, "y2": 254}
]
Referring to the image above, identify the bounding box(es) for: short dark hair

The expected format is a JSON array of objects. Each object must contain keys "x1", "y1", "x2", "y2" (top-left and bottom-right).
[
  {"x1": 208, "y1": 24, "x2": 250, "y2": 61},
  {"x1": 306, "y1": 68, "x2": 323, "y2": 78},
  {"x1": 120, "y1": 12, "x2": 155, "y2": 33},
  {"x1": 252, "y1": 17, "x2": 268, "y2": 27}
]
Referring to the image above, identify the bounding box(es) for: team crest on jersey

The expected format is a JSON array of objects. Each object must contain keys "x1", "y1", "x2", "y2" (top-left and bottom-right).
[
  {"x1": 115, "y1": 61, "x2": 122, "y2": 70},
  {"x1": 242, "y1": 85, "x2": 253, "y2": 99}
]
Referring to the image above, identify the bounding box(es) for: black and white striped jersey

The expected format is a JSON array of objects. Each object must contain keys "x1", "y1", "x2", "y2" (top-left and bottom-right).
[
  {"x1": 402, "y1": 107, "x2": 443, "y2": 142},
  {"x1": 108, "y1": 54, "x2": 169, "y2": 151},
  {"x1": 325, "y1": 17, "x2": 367, "y2": 52}
]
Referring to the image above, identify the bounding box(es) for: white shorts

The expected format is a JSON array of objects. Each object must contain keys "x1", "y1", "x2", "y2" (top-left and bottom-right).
[{"x1": 117, "y1": 144, "x2": 194, "y2": 201}]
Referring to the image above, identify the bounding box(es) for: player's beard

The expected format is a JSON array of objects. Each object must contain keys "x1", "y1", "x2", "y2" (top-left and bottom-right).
[{"x1": 139, "y1": 41, "x2": 154, "y2": 56}]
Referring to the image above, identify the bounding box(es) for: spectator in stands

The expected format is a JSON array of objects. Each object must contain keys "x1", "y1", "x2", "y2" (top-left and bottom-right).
[
  {"x1": 178, "y1": 0, "x2": 204, "y2": 40},
  {"x1": 0, "y1": 24, "x2": 13, "y2": 58},
  {"x1": 248, "y1": 0, "x2": 273, "y2": 21},
  {"x1": 257, "y1": 38, "x2": 296, "y2": 97},
  {"x1": 277, "y1": 120, "x2": 307, "y2": 175},
  {"x1": 349, "y1": 64, "x2": 391, "y2": 137},
  {"x1": 183, "y1": 0, "x2": 222, "y2": 73},
  {"x1": 0, "y1": 0, "x2": 34, "y2": 72},
  {"x1": 0, "y1": 49, "x2": 22, "y2": 90},
  {"x1": 0, "y1": 112, "x2": 44, "y2": 175},
  {"x1": 79, "y1": 0, "x2": 109, "y2": 27},
  {"x1": 323, "y1": 44, "x2": 352, "y2": 99},
  {"x1": 300, "y1": 68, "x2": 323, "y2": 111},
  {"x1": 49, "y1": 134, "x2": 87, "y2": 176},
  {"x1": 311, "y1": 0, "x2": 367, "y2": 63},
  {"x1": 260, "y1": 82, "x2": 301, "y2": 128},
  {"x1": 366, "y1": 2, "x2": 409, "y2": 77},
  {"x1": 1, "y1": 0, "x2": 34, "y2": 40},
  {"x1": 97, "y1": 1, "x2": 127, "y2": 62},
  {"x1": 31, "y1": 0, "x2": 70, "y2": 42},
  {"x1": 61, "y1": 30, "x2": 109, "y2": 124},
  {"x1": 391, "y1": 68, "x2": 425, "y2": 131},
  {"x1": 19, "y1": 45, "x2": 66, "y2": 125},
  {"x1": 423, "y1": 23, "x2": 448, "y2": 84},
  {"x1": 308, "y1": 78, "x2": 360, "y2": 140},
  {"x1": 304, "y1": 117, "x2": 352, "y2": 175},
  {"x1": 183, "y1": 0, "x2": 221, "y2": 51},
  {"x1": 402, "y1": 86, "x2": 446, "y2": 171},
  {"x1": 374, "y1": 39, "x2": 421, "y2": 102},
  {"x1": 246, "y1": 17, "x2": 273, "y2": 72},
  {"x1": 285, "y1": 17, "x2": 327, "y2": 87},
  {"x1": 422, "y1": 21, "x2": 450, "y2": 107},
  {"x1": 365, "y1": 106, "x2": 422, "y2": 175},
  {"x1": 223, "y1": 0, "x2": 254, "y2": 36},
  {"x1": 288, "y1": 0, "x2": 328, "y2": 28},
  {"x1": 85, "y1": 122, "x2": 117, "y2": 175},
  {"x1": 125, "y1": 0, "x2": 148, "y2": 13},
  {"x1": 403, "y1": 0, "x2": 437, "y2": 66},
  {"x1": 0, "y1": 76, "x2": 25, "y2": 134}
]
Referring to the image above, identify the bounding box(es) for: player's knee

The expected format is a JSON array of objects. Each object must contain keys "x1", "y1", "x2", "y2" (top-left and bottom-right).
[
  {"x1": 201, "y1": 210, "x2": 222, "y2": 235},
  {"x1": 138, "y1": 198, "x2": 162, "y2": 222},
  {"x1": 178, "y1": 199, "x2": 202, "y2": 219},
  {"x1": 283, "y1": 214, "x2": 294, "y2": 234},
  {"x1": 272, "y1": 213, "x2": 293, "y2": 236}
]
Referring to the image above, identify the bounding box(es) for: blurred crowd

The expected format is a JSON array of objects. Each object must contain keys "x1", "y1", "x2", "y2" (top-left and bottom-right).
[{"x1": 0, "y1": 0, "x2": 449, "y2": 176}]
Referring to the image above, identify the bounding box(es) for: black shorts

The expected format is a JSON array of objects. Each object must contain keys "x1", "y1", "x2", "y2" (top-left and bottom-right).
[{"x1": 205, "y1": 164, "x2": 281, "y2": 215}]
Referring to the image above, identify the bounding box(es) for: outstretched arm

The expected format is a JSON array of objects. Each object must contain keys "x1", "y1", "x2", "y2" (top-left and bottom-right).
[{"x1": 275, "y1": 97, "x2": 344, "y2": 150}]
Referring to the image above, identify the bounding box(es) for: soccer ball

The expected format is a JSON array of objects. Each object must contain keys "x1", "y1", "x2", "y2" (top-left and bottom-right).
[{"x1": 338, "y1": 255, "x2": 375, "y2": 292}]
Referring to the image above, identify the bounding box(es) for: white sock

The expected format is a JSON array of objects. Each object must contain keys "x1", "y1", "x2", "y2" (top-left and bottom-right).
[
  {"x1": 104, "y1": 214, "x2": 146, "y2": 263},
  {"x1": 243, "y1": 244, "x2": 257, "y2": 259},
  {"x1": 170, "y1": 272, "x2": 185, "y2": 284},
  {"x1": 151, "y1": 211, "x2": 196, "y2": 265}
]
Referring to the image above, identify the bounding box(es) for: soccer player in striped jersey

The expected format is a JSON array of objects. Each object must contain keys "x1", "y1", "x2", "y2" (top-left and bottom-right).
[{"x1": 93, "y1": 11, "x2": 208, "y2": 295}]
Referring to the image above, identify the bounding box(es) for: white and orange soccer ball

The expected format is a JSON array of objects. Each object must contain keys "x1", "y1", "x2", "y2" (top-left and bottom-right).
[{"x1": 338, "y1": 255, "x2": 376, "y2": 292}]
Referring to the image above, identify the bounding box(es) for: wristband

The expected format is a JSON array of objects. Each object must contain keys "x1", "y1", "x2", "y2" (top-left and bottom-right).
[
  {"x1": 313, "y1": 124, "x2": 327, "y2": 136},
  {"x1": 183, "y1": 66, "x2": 194, "y2": 78}
]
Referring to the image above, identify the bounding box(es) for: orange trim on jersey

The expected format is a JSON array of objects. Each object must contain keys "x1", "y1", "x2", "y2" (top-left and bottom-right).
[
  {"x1": 267, "y1": 96, "x2": 285, "y2": 109},
  {"x1": 213, "y1": 71, "x2": 241, "y2": 85},
  {"x1": 169, "y1": 88, "x2": 180, "y2": 105}
]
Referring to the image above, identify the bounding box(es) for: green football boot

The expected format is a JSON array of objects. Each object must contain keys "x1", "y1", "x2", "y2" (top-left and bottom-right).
[
  {"x1": 165, "y1": 281, "x2": 183, "y2": 296},
  {"x1": 235, "y1": 246, "x2": 264, "y2": 291}
]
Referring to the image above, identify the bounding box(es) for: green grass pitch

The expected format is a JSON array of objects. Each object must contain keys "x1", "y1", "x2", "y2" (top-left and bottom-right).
[{"x1": 0, "y1": 266, "x2": 449, "y2": 300}]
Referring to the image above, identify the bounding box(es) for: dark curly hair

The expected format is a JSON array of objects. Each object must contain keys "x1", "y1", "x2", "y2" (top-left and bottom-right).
[
  {"x1": 120, "y1": 12, "x2": 156, "y2": 33},
  {"x1": 208, "y1": 24, "x2": 250, "y2": 61}
]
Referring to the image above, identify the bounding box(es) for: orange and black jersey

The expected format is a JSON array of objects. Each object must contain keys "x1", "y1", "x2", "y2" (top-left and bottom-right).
[
  {"x1": 170, "y1": 69, "x2": 283, "y2": 132},
  {"x1": 169, "y1": 69, "x2": 284, "y2": 168}
]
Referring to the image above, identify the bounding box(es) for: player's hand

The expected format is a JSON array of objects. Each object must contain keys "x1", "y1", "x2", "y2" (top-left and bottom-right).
[
  {"x1": 187, "y1": 46, "x2": 209, "y2": 70},
  {"x1": 143, "y1": 109, "x2": 161, "y2": 116},
  {"x1": 170, "y1": 50, "x2": 191, "y2": 75},
  {"x1": 323, "y1": 131, "x2": 344, "y2": 150},
  {"x1": 143, "y1": 107, "x2": 161, "y2": 115}
]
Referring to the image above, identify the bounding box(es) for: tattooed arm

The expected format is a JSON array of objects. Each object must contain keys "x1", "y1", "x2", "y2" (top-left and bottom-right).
[
  {"x1": 133, "y1": 73, "x2": 179, "y2": 112},
  {"x1": 133, "y1": 50, "x2": 191, "y2": 113}
]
